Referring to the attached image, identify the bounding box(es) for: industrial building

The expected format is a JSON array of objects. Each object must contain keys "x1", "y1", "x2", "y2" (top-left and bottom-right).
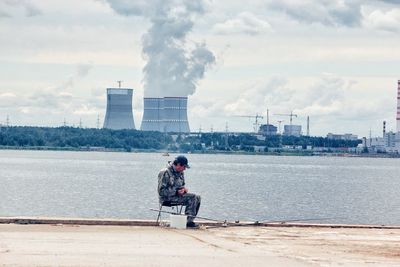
[
  {"x1": 364, "y1": 80, "x2": 400, "y2": 153},
  {"x1": 363, "y1": 131, "x2": 400, "y2": 153},
  {"x1": 327, "y1": 133, "x2": 358, "y2": 141},
  {"x1": 141, "y1": 97, "x2": 190, "y2": 133},
  {"x1": 103, "y1": 88, "x2": 136, "y2": 130},
  {"x1": 283, "y1": 125, "x2": 302, "y2": 137},
  {"x1": 258, "y1": 124, "x2": 277, "y2": 136}
]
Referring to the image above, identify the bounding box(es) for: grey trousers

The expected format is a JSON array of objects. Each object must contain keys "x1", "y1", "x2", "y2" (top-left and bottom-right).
[{"x1": 163, "y1": 193, "x2": 201, "y2": 223}]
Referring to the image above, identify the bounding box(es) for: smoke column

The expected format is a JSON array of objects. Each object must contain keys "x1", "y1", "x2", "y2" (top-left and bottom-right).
[{"x1": 105, "y1": 0, "x2": 215, "y2": 97}]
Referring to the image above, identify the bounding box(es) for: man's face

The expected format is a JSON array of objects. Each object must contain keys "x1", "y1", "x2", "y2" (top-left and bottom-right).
[{"x1": 175, "y1": 164, "x2": 186, "y2": 172}]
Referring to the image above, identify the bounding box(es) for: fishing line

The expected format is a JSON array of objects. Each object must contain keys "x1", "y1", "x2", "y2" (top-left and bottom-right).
[{"x1": 150, "y1": 208, "x2": 344, "y2": 228}]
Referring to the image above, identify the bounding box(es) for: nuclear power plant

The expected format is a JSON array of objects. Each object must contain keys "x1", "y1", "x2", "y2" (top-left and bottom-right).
[
  {"x1": 103, "y1": 88, "x2": 136, "y2": 130},
  {"x1": 141, "y1": 97, "x2": 190, "y2": 133},
  {"x1": 100, "y1": 79, "x2": 399, "y2": 138}
]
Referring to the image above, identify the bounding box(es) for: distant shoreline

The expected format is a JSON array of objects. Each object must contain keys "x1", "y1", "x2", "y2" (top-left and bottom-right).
[{"x1": 1, "y1": 145, "x2": 399, "y2": 158}]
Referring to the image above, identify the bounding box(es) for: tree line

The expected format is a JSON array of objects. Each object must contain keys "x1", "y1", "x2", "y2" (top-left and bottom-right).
[
  {"x1": 180, "y1": 133, "x2": 361, "y2": 152},
  {"x1": 0, "y1": 126, "x2": 361, "y2": 153},
  {"x1": 0, "y1": 126, "x2": 171, "y2": 151}
]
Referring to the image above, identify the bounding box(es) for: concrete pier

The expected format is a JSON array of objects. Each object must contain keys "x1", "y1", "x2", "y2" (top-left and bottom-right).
[{"x1": 0, "y1": 217, "x2": 399, "y2": 267}]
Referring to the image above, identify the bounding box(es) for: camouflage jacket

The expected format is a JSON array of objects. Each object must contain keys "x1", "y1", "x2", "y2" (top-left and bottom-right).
[{"x1": 157, "y1": 164, "x2": 185, "y2": 200}]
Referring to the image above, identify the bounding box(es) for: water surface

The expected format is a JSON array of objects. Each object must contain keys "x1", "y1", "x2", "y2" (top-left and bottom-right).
[{"x1": 0, "y1": 150, "x2": 399, "y2": 225}]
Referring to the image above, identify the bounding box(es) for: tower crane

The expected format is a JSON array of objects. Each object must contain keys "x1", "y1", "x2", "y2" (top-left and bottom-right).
[
  {"x1": 274, "y1": 111, "x2": 298, "y2": 135},
  {"x1": 234, "y1": 114, "x2": 264, "y2": 133},
  {"x1": 274, "y1": 111, "x2": 298, "y2": 126}
]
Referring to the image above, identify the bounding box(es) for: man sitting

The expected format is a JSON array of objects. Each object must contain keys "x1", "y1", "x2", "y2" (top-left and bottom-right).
[{"x1": 157, "y1": 155, "x2": 201, "y2": 228}]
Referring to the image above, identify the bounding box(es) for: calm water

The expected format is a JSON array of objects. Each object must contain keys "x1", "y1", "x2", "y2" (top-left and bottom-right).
[{"x1": 0, "y1": 150, "x2": 399, "y2": 225}]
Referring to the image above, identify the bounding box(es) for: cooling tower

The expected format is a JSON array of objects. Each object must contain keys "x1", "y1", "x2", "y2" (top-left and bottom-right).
[
  {"x1": 140, "y1": 96, "x2": 190, "y2": 133},
  {"x1": 397, "y1": 80, "x2": 400, "y2": 133},
  {"x1": 140, "y1": 98, "x2": 164, "y2": 131},
  {"x1": 103, "y1": 88, "x2": 135, "y2": 130},
  {"x1": 163, "y1": 97, "x2": 190, "y2": 133}
]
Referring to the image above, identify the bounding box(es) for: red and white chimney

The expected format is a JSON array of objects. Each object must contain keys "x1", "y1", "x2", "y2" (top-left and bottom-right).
[{"x1": 397, "y1": 80, "x2": 400, "y2": 133}]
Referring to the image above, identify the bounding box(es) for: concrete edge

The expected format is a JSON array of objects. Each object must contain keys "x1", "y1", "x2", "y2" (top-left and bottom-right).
[
  {"x1": 0, "y1": 217, "x2": 158, "y2": 226},
  {"x1": 0, "y1": 217, "x2": 400, "y2": 229}
]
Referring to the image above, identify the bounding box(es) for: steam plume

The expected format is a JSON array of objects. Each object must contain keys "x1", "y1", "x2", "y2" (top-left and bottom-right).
[{"x1": 105, "y1": 0, "x2": 215, "y2": 97}]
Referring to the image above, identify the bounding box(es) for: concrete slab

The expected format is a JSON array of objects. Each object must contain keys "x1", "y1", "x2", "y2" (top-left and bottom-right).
[{"x1": 0, "y1": 223, "x2": 399, "y2": 267}]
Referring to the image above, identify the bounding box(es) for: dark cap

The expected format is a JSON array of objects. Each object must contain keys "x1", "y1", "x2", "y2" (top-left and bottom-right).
[{"x1": 174, "y1": 155, "x2": 190, "y2": 168}]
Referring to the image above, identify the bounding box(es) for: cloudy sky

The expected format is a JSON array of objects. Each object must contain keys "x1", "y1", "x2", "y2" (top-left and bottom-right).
[{"x1": 1, "y1": 0, "x2": 400, "y2": 137}]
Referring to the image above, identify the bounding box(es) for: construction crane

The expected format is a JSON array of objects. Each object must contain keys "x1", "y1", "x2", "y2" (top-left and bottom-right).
[
  {"x1": 274, "y1": 111, "x2": 298, "y2": 126},
  {"x1": 234, "y1": 114, "x2": 264, "y2": 133},
  {"x1": 274, "y1": 111, "x2": 298, "y2": 135}
]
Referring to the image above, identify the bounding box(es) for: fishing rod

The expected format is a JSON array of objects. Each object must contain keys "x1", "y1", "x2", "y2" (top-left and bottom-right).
[
  {"x1": 149, "y1": 208, "x2": 228, "y2": 224},
  {"x1": 204, "y1": 217, "x2": 345, "y2": 229},
  {"x1": 150, "y1": 208, "x2": 343, "y2": 229},
  {"x1": 262, "y1": 217, "x2": 343, "y2": 224}
]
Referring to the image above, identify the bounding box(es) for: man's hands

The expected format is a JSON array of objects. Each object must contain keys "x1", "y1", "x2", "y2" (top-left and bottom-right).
[{"x1": 177, "y1": 187, "x2": 188, "y2": 196}]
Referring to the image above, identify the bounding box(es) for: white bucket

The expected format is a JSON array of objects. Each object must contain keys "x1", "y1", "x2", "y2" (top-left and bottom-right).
[{"x1": 170, "y1": 214, "x2": 187, "y2": 229}]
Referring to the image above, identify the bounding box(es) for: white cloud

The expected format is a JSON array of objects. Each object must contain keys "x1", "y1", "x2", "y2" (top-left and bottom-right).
[
  {"x1": 0, "y1": 92, "x2": 16, "y2": 98},
  {"x1": 363, "y1": 8, "x2": 400, "y2": 32},
  {"x1": 9, "y1": 88, "x2": 103, "y2": 126},
  {"x1": 224, "y1": 76, "x2": 293, "y2": 115},
  {"x1": 379, "y1": 0, "x2": 400, "y2": 5},
  {"x1": 102, "y1": 0, "x2": 152, "y2": 16},
  {"x1": 187, "y1": 74, "x2": 394, "y2": 135},
  {"x1": 0, "y1": 10, "x2": 11, "y2": 17},
  {"x1": 58, "y1": 92, "x2": 73, "y2": 98},
  {"x1": 213, "y1": 12, "x2": 271, "y2": 35},
  {"x1": 73, "y1": 104, "x2": 98, "y2": 115},
  {"x1": 0, "y1": 92, "x2": 18, "y2": 109},
  {"x1": 266, "y1": 0, "x2": 363, "y2": 27},
  {"x1": 296, "y1": 74, "x2": 349, "y2": 108},
  {"x1": 18, "y1": 107, "x2": 30, "y2": 114},
  {"x1": 0, "y1": 64, "x2": 97, "y2": 119},
  {"x1": 53, "y1": 63, "x2": 93, "y2": 91},
  {"x1": 0, "y1": 0, "x2": 42, "y2": 17}
]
